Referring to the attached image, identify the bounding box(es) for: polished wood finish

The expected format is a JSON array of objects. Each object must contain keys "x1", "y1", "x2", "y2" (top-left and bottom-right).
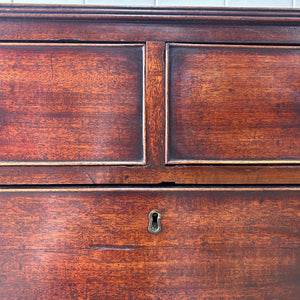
[
  {"x1": 0, "y1": 6, "x2": 298, "y2": 182},
  {"x1": 0, "y1": 6, "x2": 299, "y2": 299},
  {"x1": 146, "y1": 42, "x2": 165, "y2": 166},
  {"x1": 2, "y1": 19, "x2": 300, "y2": 45},
  {"x1": 0, "y1": 43, "x2": 144, "y2": 165},
  {"x1": 0, "y1": 6, "x2": 300, "y2": 45},
  {"x1": 0, "y1": 188, "x2": 299, "y2": 299},
  {"x1": 0, "y1": 247, "x2": 298, "y2": 299},
  {"x1": 0, "y1": 6, "x2": 299, "y2": 22},
  {"x1": 167, "y1": 44, "x2": 300, "y2": 163},
  {"x1": 4, "y1": 165, "x2": 300, "y2": 185}
]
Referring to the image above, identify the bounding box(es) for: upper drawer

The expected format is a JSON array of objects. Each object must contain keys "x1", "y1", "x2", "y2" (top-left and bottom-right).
[
  {"x1": 167, "y1": 44, "x2": 300, "y2": 164},
  {"x1": 0, "y1": 43, "x2": 145, "y2": 165}
]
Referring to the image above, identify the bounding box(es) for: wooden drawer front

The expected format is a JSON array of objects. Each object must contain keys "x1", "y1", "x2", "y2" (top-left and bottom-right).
[
  {"x1": 0, "y1": 188, "x2": 299, "y2": 299},
  {"x1": 167, "y1": 44, "x2": 300, "y2": 164},
  {"x1": 0, "y1": 44, "x2": 144, "y2": 165}
]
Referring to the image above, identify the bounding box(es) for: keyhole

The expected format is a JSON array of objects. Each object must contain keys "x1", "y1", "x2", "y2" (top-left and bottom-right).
[
  {"x1": 148, "y1": 210, "x2": 162, "y2": 234},
  {"x1": 152, "y1": 213, "x2": 158, "y2": 230}
]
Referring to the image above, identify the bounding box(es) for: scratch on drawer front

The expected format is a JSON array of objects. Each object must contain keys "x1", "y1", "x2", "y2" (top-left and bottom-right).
[
  {"x1": 84, "y1": 171, "x2": 96, "y2": 184},
  {"x1": 88, "y1": 245, "x2": 134, "y2": 251}
]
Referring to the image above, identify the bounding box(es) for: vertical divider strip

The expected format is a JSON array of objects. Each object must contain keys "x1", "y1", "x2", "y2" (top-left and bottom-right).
[{"x1": 145, "y1": 41, "x2": 166, "y2": 166}]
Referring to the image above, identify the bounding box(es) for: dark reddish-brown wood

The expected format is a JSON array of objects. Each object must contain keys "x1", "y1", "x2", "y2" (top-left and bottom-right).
[
  {"x1": 167, "y1": 44, "x2": 300, "y2": 163},
  {"x1": 146, "y1": 42, "x2": 165, "y2": 166},
  {"x1": 0, "y1": 6, "x2": 300, "y2": 44},
  {"x1": 3, "y1": 165, "x2": 300, "y2": 185},
  {"x1": 0, "y1": 188, "x2": 299, "y2": 298},
  {"x1": 0, "y1": 247, "x2": 298, "y2": 299},
  {"x1": 1, "y1": 20, "x2": 300, "y2": 45},
  {"x1": 0, "y1": 6, "x2": 299, "y2": 182},
  {"x1": 0, "y1": 43, "x2": 144, "y2": 164},
  {"x1": 0, "y1": 6, "x2": 300, "y2": 300}
]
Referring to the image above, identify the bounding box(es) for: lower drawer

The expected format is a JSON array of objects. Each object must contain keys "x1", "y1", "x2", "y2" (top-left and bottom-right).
[{"x1": 0, "y1": 188, "x2": 299, "y2": 299}]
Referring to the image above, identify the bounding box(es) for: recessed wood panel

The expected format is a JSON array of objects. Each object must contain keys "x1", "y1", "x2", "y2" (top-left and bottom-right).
[
  {"x1": 167, "y1": 44, "x2": 300, "y2": 164},
  {"x1": 0, "y1": 43, "x2": 144, "y2": 165},
  {"x1": 0, "y1": 188, "x2": 299, "y2": 298}
]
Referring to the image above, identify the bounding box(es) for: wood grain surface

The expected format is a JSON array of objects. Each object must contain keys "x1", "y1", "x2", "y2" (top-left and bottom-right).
[
  {"x1": 3, "y1": 165, "x2": 300, "y2": 185},
  {"x1": 0, "y1": 7, "x2": 299, "y2": 182},
  {"x1": 0, "y1": 7, "x2": 299, "y2": 299},
  {"x1": 0, "y1": 7, "x2": 300, "y2": 45},
  {"x1": 146, "y1": 42, "x2": 165, "y2": 166},
  {"x1": 167, "y1": 44, "x2": 300, "y2": 163},
  {"x1": 0, "y1": 43, "x2": 144, "y2": 164},
  {"x1": 0, "y1": 188, "x2": 299, "y2": 299}
]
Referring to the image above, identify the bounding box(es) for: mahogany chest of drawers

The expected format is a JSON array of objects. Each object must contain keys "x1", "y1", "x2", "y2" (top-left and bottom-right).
[{"x1": 0, "y1": 5, "x2": 299, "y2": 299}]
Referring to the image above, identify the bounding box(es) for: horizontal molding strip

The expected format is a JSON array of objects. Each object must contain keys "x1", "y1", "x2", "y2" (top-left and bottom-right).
[
  {"x1": 0, "y1": 5, "x2": 299, "y2": 23},
  {"x1": 167, "y1": 160, "x2": 300, "y2": 164},
  {"x1": 1, "y1": 187, "x2": 300, "y2": 192}
]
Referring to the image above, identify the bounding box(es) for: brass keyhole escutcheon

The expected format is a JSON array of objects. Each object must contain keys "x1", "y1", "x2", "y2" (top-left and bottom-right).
[{"x1": 148, "y1": 210, "x2": 162, "y2": 234}]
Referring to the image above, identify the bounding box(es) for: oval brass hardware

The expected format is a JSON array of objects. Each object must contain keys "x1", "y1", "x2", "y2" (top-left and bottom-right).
[{"x1": 148, "y1": 210, "x2": 162, "y2": 234}]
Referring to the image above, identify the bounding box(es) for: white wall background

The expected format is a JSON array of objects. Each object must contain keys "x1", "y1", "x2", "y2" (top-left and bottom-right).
[{"x1": 0, "y1": 0, "x2": 299, "y2": 8}]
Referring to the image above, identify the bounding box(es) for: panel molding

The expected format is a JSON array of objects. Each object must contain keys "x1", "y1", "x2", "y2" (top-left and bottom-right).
[
  {"x1": 166, "y1": 43, "x2": 300, "y2": 165},
  {"x1": 0, "y1": 42, "x2": 146, "y2": 166}
]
